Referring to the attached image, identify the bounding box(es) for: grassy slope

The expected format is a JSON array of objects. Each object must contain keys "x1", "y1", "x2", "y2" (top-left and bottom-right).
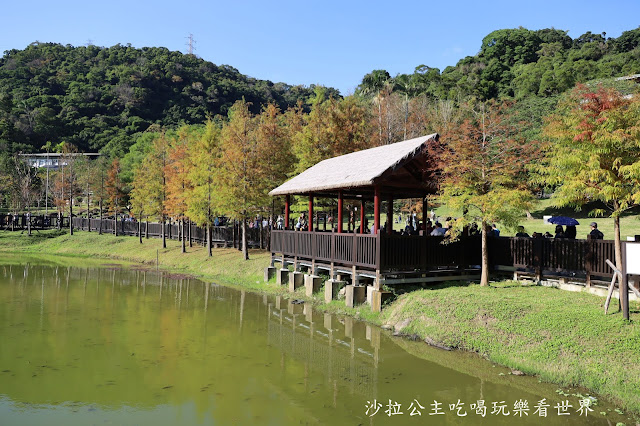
[
  {"x1": 0, "y1": 229, "x2": 280, "y2": 293},
  {"x1": 1, "y1": 230, "x2": 639, "y2": 414},
  {"x1": 381, "y1": 281, "x2": 640, "y2": 414}
]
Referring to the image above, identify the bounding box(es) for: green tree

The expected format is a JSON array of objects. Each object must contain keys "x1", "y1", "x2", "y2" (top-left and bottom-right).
[
  {"x1": 186, "y1": 120, "x2": 222, "y2": 257},
  {"x1": 537, "y1": 84, "x2": 640, "y2": 268}
]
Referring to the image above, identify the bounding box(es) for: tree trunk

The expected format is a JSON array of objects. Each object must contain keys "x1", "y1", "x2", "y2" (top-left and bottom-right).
[
  {"x1": 181, "y1": 219, "x2": 186, "y2": 253},
  {"x1": 480, "y1": 221, "x2": 489, "y2": 286},
  {"x1": 242, "y1": 217, "x2": 249, "y2": 260},
  {"x1": 99, "y1": 200, "x2": 103, "y2": 235},
  {"x1": 188, "y1": 219, "x2": 192, "y2": 248},
  {"x1": 162, "y1": 216, "x2": 166, "y2": 249},
  {"x1": 138, "y1": 220, "x2": 142, "y2": 244},
  {"x1": 87, "y1": 185, "x2": 91, "y2": 232},
  {"x1": 207, "y1": 222, "x2": 212, "y2": 257},
  {"x1": 614, "y1": 215, "x2": 623, "y2": 270},
  {"x1": 27, "y1": 210, "x2": 31, "y2": 236},
  {"x1": 145, "y1": 218, "x2": 149, "y2": 239},
  {"x1": 69, "y1": 197, "x2": 74, "y2": 236}
]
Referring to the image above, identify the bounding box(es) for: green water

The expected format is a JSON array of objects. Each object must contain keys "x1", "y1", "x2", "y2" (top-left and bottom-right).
[{"x1": 0, "y1": 261, "x2": 630, "y2": 425}]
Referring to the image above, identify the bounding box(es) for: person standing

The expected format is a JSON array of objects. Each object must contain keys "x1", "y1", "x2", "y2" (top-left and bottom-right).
[{"x1": 589, "y1": 222, "x2": 604, "y2": 239}]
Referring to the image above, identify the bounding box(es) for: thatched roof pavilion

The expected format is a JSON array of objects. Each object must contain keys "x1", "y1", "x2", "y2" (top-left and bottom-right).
[
  {"x1": 270, "y1": 134, "x2": 440, "y2": 233},
  {"x1": 270, "y1": 134, "x2": 439, "y2": 200}
]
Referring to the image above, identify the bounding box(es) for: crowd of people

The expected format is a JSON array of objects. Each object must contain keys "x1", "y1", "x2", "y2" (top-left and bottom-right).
[{"x1": 272, "y1": 211, "x2": 606, "y2": 241}]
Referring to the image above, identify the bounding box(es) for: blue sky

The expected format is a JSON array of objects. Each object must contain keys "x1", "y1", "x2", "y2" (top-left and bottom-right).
[{"x1": 1, "y1": 0, "x2": 639, "y2": 95}]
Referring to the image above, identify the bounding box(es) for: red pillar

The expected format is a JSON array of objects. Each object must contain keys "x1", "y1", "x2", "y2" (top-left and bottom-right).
[
  {"x1": 360, "y1": 200, "x2": 365, "y2": 234},
  {"x1": 284, "y1": 195, "x2": 290, "y2": 230},
  {"x1": 337, "y1": 191, "x2": 343, "y2": 233},
  {"x1": 374, "y1": 187, "x2": 380, "y2": 234},
  {"x1": 387, "y1": 195, "x2": 393, "y2": 235},
  {"x1": 308, "y1": 194, "x2": 314, "y2": 232}
]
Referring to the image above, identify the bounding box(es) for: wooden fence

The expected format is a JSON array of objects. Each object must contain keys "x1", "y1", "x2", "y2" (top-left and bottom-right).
[{"x1": 0, "y1": 214, "x2": 270, "y2": 250}]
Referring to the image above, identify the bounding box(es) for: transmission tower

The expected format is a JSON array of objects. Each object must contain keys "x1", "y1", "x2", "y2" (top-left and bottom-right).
[{"x1": 186, "y1": 34, "x2": 196, "y2": 55}]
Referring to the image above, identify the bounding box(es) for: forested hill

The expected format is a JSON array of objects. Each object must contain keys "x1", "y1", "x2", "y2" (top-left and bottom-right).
[
  {"x1": 362, "y1": 27, "x2": 640, "y2": 101},
  {"x1": 2, "y1": 27, "x2": 639, "y2": 156},
  {"x1": 0, "y1": 43, "x2": 338, "y2": 155}
]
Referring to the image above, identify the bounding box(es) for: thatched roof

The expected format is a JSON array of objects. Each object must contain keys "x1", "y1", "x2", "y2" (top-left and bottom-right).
[{"x1": 269, "y1": 134, "x2": 439, "y2": 198}]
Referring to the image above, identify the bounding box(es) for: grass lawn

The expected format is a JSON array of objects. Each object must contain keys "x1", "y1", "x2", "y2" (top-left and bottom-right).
[{"x1": 381, "y1": 281, "x2": 640, "y2": 415}]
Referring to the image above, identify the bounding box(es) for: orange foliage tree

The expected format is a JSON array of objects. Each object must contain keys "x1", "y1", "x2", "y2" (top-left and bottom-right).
[{"x1": 438, "y1": 100, "x2": 538, "y2": 286}]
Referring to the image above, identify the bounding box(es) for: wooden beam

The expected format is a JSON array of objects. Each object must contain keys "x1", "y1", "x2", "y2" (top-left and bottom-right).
[
  {"x1": 337, "y1": 191, "x2": 343, "y2": 233},
  {"x1": 308, "y1": 193, "x2": 314, "y2": 232},
  {"x1": 284, "y1": 195, "x2": 290, "y2": 230},
  {"x1": 386, "y1": 195, "x2": 393, "y2": 235},
  {"x1": 374, "y1": 187, "x2": 380, "y2": 234}
]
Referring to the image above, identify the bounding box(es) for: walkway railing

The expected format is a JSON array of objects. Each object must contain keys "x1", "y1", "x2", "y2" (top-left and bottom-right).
[
  {"x1": 271, "y1": 230, "x2": 616, "y2": 282},
  {"x1": 0, "y1": 214, "x2": 270, "y2": 250}
]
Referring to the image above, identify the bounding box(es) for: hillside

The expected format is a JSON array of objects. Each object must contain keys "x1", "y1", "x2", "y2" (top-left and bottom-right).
[
  {"x1": 0, "y1": 43, "x2": 338, "y2": 155},
  {"x1": 359, "y1": 27, "x2": 640, "y2": 101}
]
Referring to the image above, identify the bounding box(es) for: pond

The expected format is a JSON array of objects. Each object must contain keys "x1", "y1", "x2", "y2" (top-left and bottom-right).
[{"x1": 0, "y1": 259, "x2": 630, "y2": 425}]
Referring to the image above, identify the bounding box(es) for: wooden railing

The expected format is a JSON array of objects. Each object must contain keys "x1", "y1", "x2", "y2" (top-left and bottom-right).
[
  {"x1": 271, "y1": 230, "x2": 378, "y2": 270},
  {"x1": 0, "y1": 214, "x2": 269, "y2": 249},
  {"x1": 271, "y1": 230, "x2": 616, "y2": 282}
]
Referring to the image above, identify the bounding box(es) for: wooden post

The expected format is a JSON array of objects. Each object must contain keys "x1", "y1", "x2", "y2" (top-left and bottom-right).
[
  {"x1": 308, "y1": 193, "x2": 314, "y2": 232},
  {"x1": 386, "y1": 195, "x2": 393, "y2": 235},
  {"x1": 284, "y1": 195, "x2": 290, "y2": 230},
  {"x1": 338, "y1": 191, "x2": 343, "y2": 233},
  {"x1": 585, "y1": 238, "x2": 593, "y2": 289},
  {"x1": 422, "y1": 197, "x2": 428, "y2": 227},
  {"x1": 533, "y1": 238, "x2": 543, "y2": 282},
  {"x1": 360, "y1": 200, "x2": 365, "y2": 234},
  {"x1": 374, "y1": 187, "x2": 380, "y2": 234}
]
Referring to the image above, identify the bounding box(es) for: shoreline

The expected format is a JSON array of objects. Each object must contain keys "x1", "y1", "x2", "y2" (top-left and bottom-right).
[{"x1": 0, "y1": 229, "x2": 638, "y2": 418}]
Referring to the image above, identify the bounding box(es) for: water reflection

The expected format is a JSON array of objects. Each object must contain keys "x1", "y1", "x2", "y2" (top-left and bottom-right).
[{"x1": 0, "y1": 263, "x2": 630, "y2": 425}]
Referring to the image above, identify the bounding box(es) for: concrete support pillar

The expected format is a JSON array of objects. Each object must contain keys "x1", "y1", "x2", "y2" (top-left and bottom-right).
[
  {"x1": 345, "y1": 285, "x2": 366, "y2": 308},
  {"x1": 264, "y1": 266, "x2": 276, "y2": 282},
  {"x1": 276, "y1": 268, "x2": 289, "y2": 286},
  {"x1": 366, "y1": 285, "x2": 374, "y2": 305},
  {"x1": 288, "y1": 271, "x2": 304, "y2": 292},
  {"x1": 324, "y1": 279, "x2": 346, "y2": 303},
  {"x1": 304, "y1": 274, "x2": 322, "y2": 297},
  {"x1": 371, "y1": 289, "x2": 393, "y2": 312}
]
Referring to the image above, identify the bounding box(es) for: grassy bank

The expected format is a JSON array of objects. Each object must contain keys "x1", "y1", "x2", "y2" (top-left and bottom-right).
[
  {"x1": 1, "y1": 229, "x2": 639, "y2": 416},
  {"x1": 0, "y1": 229, "x2": 280, "y2": 294},
  {"x1": 381, "y1": 281, "x2": 640, "y2": 414}
]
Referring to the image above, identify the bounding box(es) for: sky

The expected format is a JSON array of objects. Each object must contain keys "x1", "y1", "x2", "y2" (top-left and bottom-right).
[{"x1": 1, "y1": 0, "x2": 639, "y2": 95}]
